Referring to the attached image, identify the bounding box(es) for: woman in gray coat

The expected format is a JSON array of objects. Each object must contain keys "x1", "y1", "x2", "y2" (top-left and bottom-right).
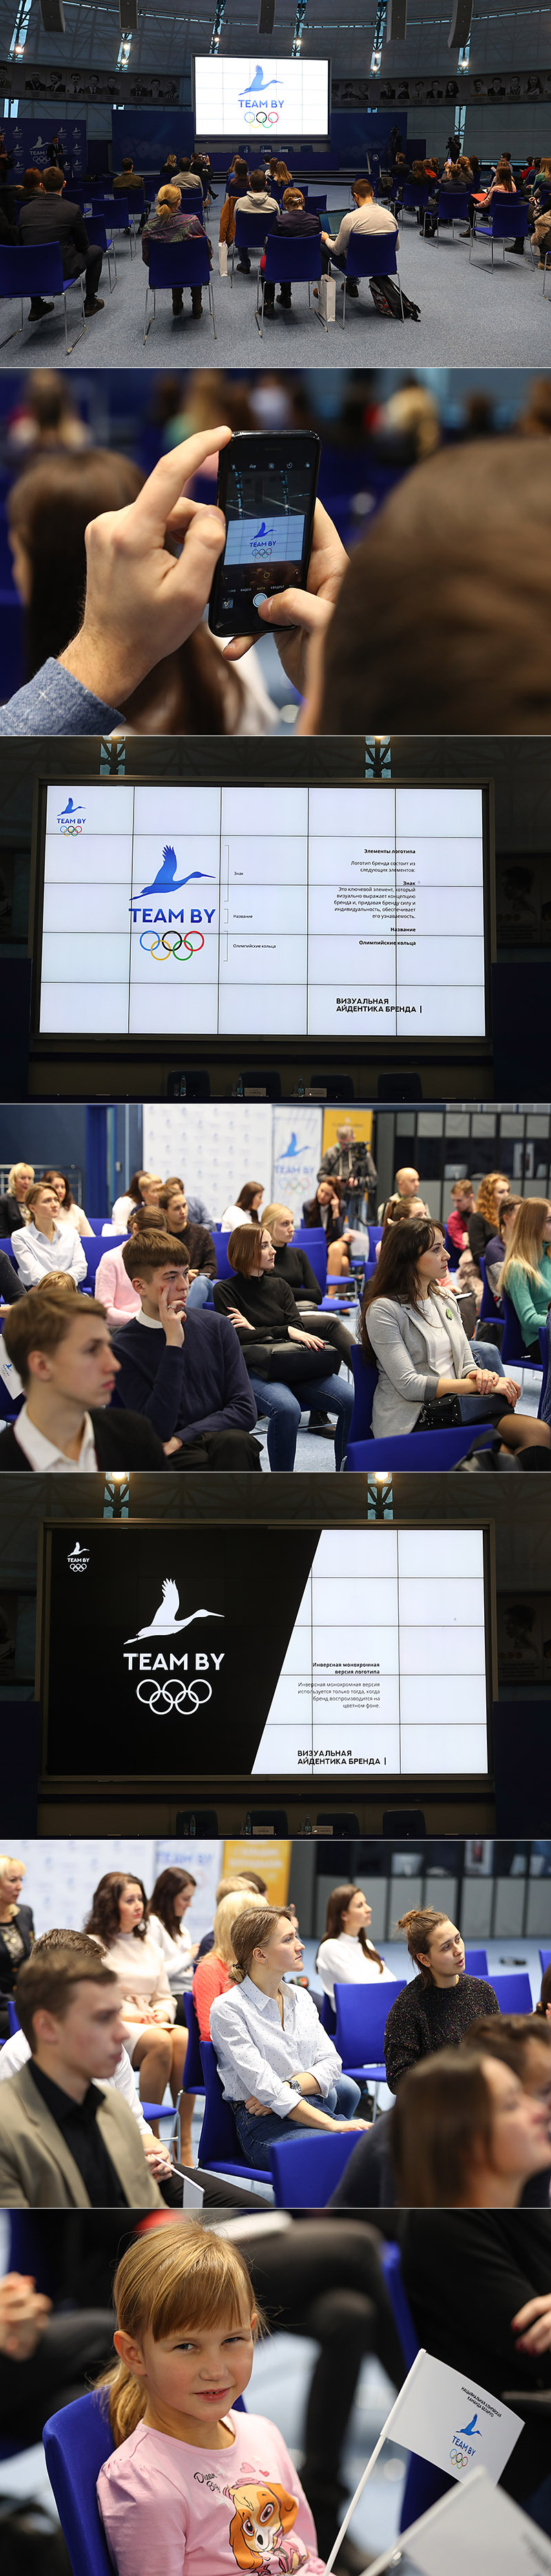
[{"x1": 360, "y1": 1216, "x2": 550, "y2": 1454}]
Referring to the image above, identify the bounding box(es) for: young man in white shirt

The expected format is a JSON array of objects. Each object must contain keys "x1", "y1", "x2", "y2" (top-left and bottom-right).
[
  {"x1": 320, "y1": 176, "x2": 398, "y2": 298},
  {"x1": 1, "y1": 1286, "x2": 165, "y2": 1470},
  {"x1": 12, "y1": 1181, "x2": 87, "y2": 1288}
]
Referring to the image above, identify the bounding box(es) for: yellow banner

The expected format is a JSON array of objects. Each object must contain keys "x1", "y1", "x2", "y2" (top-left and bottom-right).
[
  {"x1": 322, "y1": 1109, "x2": 373, "y2": 1153},
  {"x1": 222, "y1": 1840, "x2": 291, "y2": 1907}
]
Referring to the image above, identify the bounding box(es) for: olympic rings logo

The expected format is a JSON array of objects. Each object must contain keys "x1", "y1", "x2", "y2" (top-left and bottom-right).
[
  {"x1": 139, "y1": 930, "x2": 205, "y2": 962},
  {"x1": 136, "y1": 1677, "x2": 213, "y2": 1712},
  {"x1": 449, "y1": 2450, "x2": 469, "y2": 2471},
  {"x1": 242, "y1": 105, "x2": 280, "y2": 125}
]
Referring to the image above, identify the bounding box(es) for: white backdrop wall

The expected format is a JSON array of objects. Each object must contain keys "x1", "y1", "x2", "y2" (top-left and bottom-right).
[
  {"x1": 141, "y1": 1106, "x2": 323, "y2": 1224},
  {"x1": 9, "y1": 1840, "x2": 223, "y2": 1943}
]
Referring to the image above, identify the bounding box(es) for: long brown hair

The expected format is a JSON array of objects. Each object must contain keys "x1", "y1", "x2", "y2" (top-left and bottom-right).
[
  {"x1": 145, "y1": 1867, "x2": 196, "y2": 1943},
  {"x1": 96, "y1": 2222, "x2": 263, "y2": 2446},
  {"x1": 227, "y1": 1224, "x2": 266, "y2": 1279},
  {"x1": 396, "y1": 1906, "x2": 448, "y2": 1985},
  {"x1": 393, "y1": 2049, "x2": 493, "y2": 2206},
  {"x1": 361, "y1": 1219, "x2": 444, "y2": 1360},
  {"x1": 475, "y1": 1172, "x2": 510, "y2": 1225},
  {"x1": 83, "y1": 1872, "x2": 147, "y2": 1946},
  {"x1": 317, "y1": 1885, "x2": 386, "y2": 1976},
  {"x1": 501, "y1": 1198, "x2": 551, "y2": 1293}
]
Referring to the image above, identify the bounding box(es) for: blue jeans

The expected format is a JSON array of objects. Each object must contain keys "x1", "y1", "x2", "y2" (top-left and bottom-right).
[
  {"x1": 185, "y1": 1275, "x2": 213, "y2": 1310},
  {"x1": 468, "y1": 1336, "x2": 505, "y2": 1374},
  {"x1": 249, "y1": 1370, "x2": 353, "y2": 1472},
  {"x1": 233, "y1": 2073, "x2": 362, "y2": 2171}
]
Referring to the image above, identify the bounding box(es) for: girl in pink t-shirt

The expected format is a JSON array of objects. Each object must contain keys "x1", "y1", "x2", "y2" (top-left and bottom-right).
[{"x1": 96, "y1": 2220, "x2": 326, "y2": 2576}]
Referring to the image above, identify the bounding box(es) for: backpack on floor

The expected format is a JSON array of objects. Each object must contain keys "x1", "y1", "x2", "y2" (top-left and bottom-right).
[{"x1": 369, "y1": 275, "x2": 421, "y2": 321}]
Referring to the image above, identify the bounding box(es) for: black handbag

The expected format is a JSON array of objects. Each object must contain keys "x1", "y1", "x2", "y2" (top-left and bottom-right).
[{"x1": 245, "y1": 1337, "x2": 340, "y2": 1386}]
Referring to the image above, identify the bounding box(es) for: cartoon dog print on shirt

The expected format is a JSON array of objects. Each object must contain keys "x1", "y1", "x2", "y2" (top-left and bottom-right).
[{"x1": 227, "y1": 2480, "x2": 309, "y2": 2573}]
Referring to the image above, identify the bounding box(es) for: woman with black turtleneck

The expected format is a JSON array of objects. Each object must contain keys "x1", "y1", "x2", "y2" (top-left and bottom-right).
[
  {"x1": 384, "y1": 1904, "x2": 499, "y2": 2091},
  {"x1": 213, "y1": 1222, "x2": 353, "y2": 1473}
]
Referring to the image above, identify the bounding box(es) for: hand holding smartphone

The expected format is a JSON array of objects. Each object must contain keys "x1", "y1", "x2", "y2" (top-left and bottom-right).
[{"x1": 208, "y1": 429, "x2": 321, "y2": 637}]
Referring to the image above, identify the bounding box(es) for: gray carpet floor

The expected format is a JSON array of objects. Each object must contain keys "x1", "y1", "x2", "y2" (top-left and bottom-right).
[{"x1": 1, "y1": 213, "x2": 549, "y2": 367}]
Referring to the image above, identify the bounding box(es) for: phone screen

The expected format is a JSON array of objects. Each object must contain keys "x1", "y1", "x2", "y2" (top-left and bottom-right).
[{"x1": 209, "y1": 432, "x2": 320, "y2": 634}]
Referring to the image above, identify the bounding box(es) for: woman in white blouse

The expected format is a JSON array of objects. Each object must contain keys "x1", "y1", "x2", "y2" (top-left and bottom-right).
[
  {"x1": 210, "y1": 1902, "x2": 364, "y2": 2170},
  {"x1": 42, "y1": 1170, "x2": 93, "y2": 1237},
  {"x1": 12, "y1": 1181, "x2": 87, "y2": 1288},
  {"x1": 145, "y1": 1865, "x2": 198, "y2": 2012},
  {"x1": 316, "y1": 1885, "x2": 396, "y2": 2010},
  {"x1": 84, "y1": 1869, "x2": 194, "y2": 2158},
  {"x1": 220, "y1": 1181, "x2": 264, "y2": 1231}
]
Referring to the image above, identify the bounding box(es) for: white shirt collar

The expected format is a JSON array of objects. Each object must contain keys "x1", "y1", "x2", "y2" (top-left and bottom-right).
[
  {"x1": 241, "y1": 1975, "x2": 280, "y2": 2016},
  {"x1": 135, "y1": 1310, "x2": 163, "y2": 1330},
  {"x1": 13, "y1": 1404, "x2": 98, "y2": 1472},
  {"x1": 30, "y1": 1221, "x2": 63, "y2": 1246}
]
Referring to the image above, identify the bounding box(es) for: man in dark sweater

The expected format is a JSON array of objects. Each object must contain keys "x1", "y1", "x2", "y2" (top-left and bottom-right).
[
  {"x1": 18, "y1": 163, "x2": 103, "y2": 319},
  {"x1": 114, "y1": 1230, "x2": 260, "y2": 1470}
]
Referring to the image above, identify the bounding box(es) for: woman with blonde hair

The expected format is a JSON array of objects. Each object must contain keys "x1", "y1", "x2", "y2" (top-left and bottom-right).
[
  {"x1": 193, "y1": 1887, "x2": 258, "y2": 2038},
  {"x1": 141, "y1": 181, "x2": 207, "y2": 318},
  {"x1": 501, "y1": 1197, "x2": 551, "y2": 1358},
  {"x1": 468, "y1": 1172, "x2": 510, "y2": 1274},
  {"x1": 0, "y1": 1162, "x2": 34, "y2": 1235},
  {"x1": 260, "y1": 1201, "x2": 355, "y2": 1363},
  {"x1": 210, "y1": 1904, "x2": 363, "y2": 2167},
  {"x1": 0, "y1": 1854, "x2": 33, "y2": 2042}
]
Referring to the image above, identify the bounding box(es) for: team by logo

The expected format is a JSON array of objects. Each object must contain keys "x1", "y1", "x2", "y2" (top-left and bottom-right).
[
  {"x1": 123, "y1": 1576, "x2": 225, "y2": 1710},
  {"x1": 57, "y1": 795, "x2": 85, "y2": 835},
  {"x1": 449, "y1": 2411, "x2": 482, "y2": 2471},
  {"x1": 237, "y1": 63, "x2": 284, "y2": 125},
  {"x1": 67, "y1": 1540, "x2": 90, "y2": 1573},
  {"x1": 130, "y1": 845, "x2": 217, "y2": 958}
]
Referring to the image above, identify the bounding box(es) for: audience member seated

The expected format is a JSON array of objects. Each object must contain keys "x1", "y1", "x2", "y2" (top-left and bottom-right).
[
  {"x1": 463, "y1": 2014, "x2": 551, "y2": 2207},
  {"x1": 111, "y1": 1170, "x2": 164, "y2": 1228},
  {"x1": 0, "y1": 1248, "x2": 25, "y2": 1304},
  {"x1": 220, "y1": 1180, "x2": 264, "y2": 1228},
  {"x1": 145, "y1": 1866, "x2": 198, "y2": 2013},
  {"x1": 0, "y1": 1946, "x2": 164, "y2": 2209},
  {"x1": 302, "y1": 1179, "x2": 351, "y2": 1282},
  {"x1": 475, "y1": 158, "x2": 526, "y2": 254},
  {"x1": 219, "y1": 156, "x2": 249, "y2": 257},
  {"x1": 196, "y1": 1869, "x2": 268, "y2": 1961},
  {"x1": 0, "y1": 1159, "x2": 34, "y2": 1233},
  {"x1": 484, "y1": 1193, "x2": 522, "y2": 1301},
  {"x1": 231, "y1": 165, "x2": 277, "y2": 273},
  {"x1": 84, "y1": 1869, "x2": 194, "y2": 2161},
  {"x1": 114, "y1": 1228, "x2": 261, "y2": 1470},
  {"x1": 0, "y1": 1927, "x2": 174, "y2": 2188},
  {"x1": 163, "y1": 1171, "x2": 215, "y2": 1228},
  {"x1": 501, "y1": 1198, "x2": 551, "y2": 1359},
  {"x1": 41, "y1": 1166, "x2": 93, "y2": 1237},
  {"x1": 18, "y1": 163, "x2": 104, "y2": 321},
  {"x1": 377, "y1": 1164, "x2": 420, "y2": 1219},
  {"x1": 210, "y1": 1904, "x2": 365, "y2": 2171},
  {"x1": 270, "y1": 157, "x2": 294, "y2": 187},
  {"x1": 171, "y1": 154, "x2": 203, "y2": 196},
  {"x1": 12, "y1": 1179, "x2": 87, "y2": 1286},
  {"x1": 320, "y1": 179, "x2": 398, "y2": 298},
  {"x1": 96, "y1": 1205, "x2": 169, "y2": 1328},
  {"x1": 360, "y1": 1214, "x2": 549, "y2": 1451},
  {"x1": 141, "y1": 185, "x2": 207, "y2": 320},
  {"x1": 402, "y1": 2208, "x2": 551, "y2": 2524},
  {"x1": 260, "y1": 1201, "x2": 355, "y2": 1365},
  {"x1": 468, "y1": 1170, "x2": 511, "y2": 1272},
  {"x1": 159, "y1": 152, "x2": 178, "y2": 184},
  {"x1": 424, "y1": 154, "x2": 472, "y2": 236},
  {"x1": 393, "y1": 2047, "x2": 550, "y2": 2208},
  {"x1": 1, "y1": 1286, "x2": 166, "y2": 1469},
  {"x1": 384, "y1": 1906, "x2": 499, "y2": 2093},
  {"x1": 262, "y1": 189, "x2": 321, "y2": 314},
  {"x1": 158, "y1": 1181, "x2": 216, "y2": 1305},
  {"x1": 213, "y1": 1221, "x2": 353, "y2": 1472},
  {"x1": 0, "y1": 1853, "x2": 34, "y2": 2042},
  {"x1": 316, "y1": 1883, "x2": 396, "y2": 2009},
  {"x1": 446, "y1": 1177, "x2": 475, "y2": 1252},
  {"x1": 374, "y1": 1195, "x2": 428, "y2": 1257},
  {"x1": 194, "y1": 1889, "x2": 260, "y2": 2038}
]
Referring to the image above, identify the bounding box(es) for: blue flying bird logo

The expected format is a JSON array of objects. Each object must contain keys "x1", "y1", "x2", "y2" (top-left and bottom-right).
[
  {"x1": 457, "y1": 2415, "x2": 481, "y2": 2437},
  {"x1": 137, "y1": 845, "x2": 216, "y2": 896}
]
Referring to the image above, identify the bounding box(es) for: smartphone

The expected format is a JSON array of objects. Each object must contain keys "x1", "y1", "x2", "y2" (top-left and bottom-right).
[{"x1": 208, "y1": 429, "x2": 321, "y2": 637}]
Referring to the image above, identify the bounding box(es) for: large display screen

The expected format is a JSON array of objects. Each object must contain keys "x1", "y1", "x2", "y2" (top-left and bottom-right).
[
  {"x1": 38, "y1": 784, "x2": 487, "y2": 1041},
  {"x1": 193, "y1": 57, "x2": 330, "y2": 142},
  {"x1": 40, "y1": 1523, "x2": 490, "y2": 1782}
]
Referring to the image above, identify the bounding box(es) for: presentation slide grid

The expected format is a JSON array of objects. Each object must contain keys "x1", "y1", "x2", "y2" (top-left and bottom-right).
[
  {"x1": 252, "y1": 1527, "x2": 489, "y2": 1777},
  {"x1": 194, "y1": 57, "x2": 330, "y2": 142},
  {"x1": 39, "y1": 784, "x2": 486, "y2": 1040}
]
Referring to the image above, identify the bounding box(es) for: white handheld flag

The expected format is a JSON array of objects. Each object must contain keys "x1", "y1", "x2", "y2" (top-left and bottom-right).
[
  {"x1": 367, "y1": 2466, "x2": 551, "y2": 2576},
  {"x1": 324, "y1": 2351, "x2": 523, "y2": 2575}
]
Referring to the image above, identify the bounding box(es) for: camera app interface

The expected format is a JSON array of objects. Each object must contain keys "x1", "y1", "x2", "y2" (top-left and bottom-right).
[{"x1": 220, "y1": 446, "x2": 313, "y2": 615}]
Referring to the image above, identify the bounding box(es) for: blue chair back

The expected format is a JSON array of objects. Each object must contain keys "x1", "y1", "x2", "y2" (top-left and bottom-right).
[
  {"x1": 479, "y1": 1254, "x2": 500, "y2": 1322},
  {"x1": 540, "y1": 1949, "x2": 551, "y2": 1975},
  {"x1": 43, "y1": 2389, "x2": 114, "y2": 2576},
  {"x1": 0, "y1": 1239, "x2": 17, "y2": 1266},
  {"x1": 198, "y1": 2040, "x2": 267, "y2": 2182},
  {"x1": 444, "y1": 1227, "x2": 457, "y2": 1264},
  {"x1": 85, "y1": 218, "x2": 113, "y2": 252},
  {"x1": 264, "y1": 235, "x2": 322, "y2": 283},
  {"x1": 368, "y1": 1227, "x2": 384, "y2": 1257},
  {"x1": 306, "y1": 193, "x2": 327, "y2": 212},
  {"x1": 147, "y1": 236, "x2": 210, "y2": 287},
  {"x1": 0, "y1": 243, "x2": 65, "y2": 296},
  {"x1": 380, "y1": 2245, "x2": 452, "y2": 2531},
  {"x1": 234, "y1": 210, "x2": 278, "y2": 247},
  {"x1": 83, "y1": 1235, "x2": 125, "y2": 1284},
  {"x1": 435, "y1": 187, "x2": 470, "y2": 219},
  {"x1": 346, "y1": 233, "x2": 397, "y2": 278},
  {"x1": 8, "y1": 1997, "x2": 20, "y2": 2035},
  {"x1": 464, "y1": 1947, "x2": 489, "y2": 1978},
  {"x1": 293, "y1": 1227, "x2": 326, "y2": 1295},
  {"x1": 334, "y1": 1979, "x2": 406, "y2": 2076},
  {"x1": 537, "y1": 1322, "x2": 550, "y2": 1421},
  {"x1": 346, "y1": 1423, "x2": 496, "y2": 1472},
  {"x1": 215, "y1": 1232, "x2": 238, "y2": 1281},
  {"x1": 490, "y1": 1971, "x2": 533, "y2": 2013},
  {"x1": 269, "y1": 2126, "x2": 359, "y2": 2207},
  {"x1": 349, "y1": 1342, "x2": 377, "y2": 1441},
  {"x1": 320, "y1": 1991, "x2": 337, "y2": 2036},
  {"x1": 183, "y1": 1988, "x2": 206, "y2": 2091},
  {"x1": 486, "y1": 196, "x2": 530, "y2": 236},
  {"x1": 104, "y1": 194, "x2": 129, "y2": 227}
]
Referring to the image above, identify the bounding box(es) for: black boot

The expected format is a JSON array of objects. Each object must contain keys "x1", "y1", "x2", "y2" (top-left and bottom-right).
[{"x1": 307, "y1": 1412, "x2": 333, "y2": 1435}]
